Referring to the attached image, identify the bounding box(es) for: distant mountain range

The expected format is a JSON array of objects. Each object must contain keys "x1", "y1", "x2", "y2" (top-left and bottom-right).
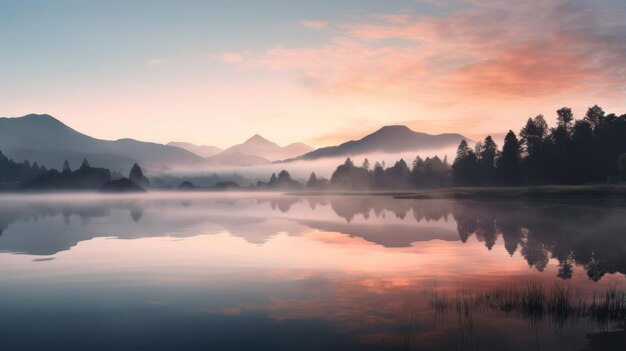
[
  {"x1": 207, "y1": 135, "x2": 313, "y2": 165},
  {"x1": 206, "y1": 149, "x2": 271, "y2": 166},
  {"x1": 0, "y1": 114, "x2": 470, "y2": 170},
  {"x1": 170, "y1": 135, "x2": 314, "y2": 166},
  {"x1": 0, "y1": 114, "x2": 202, "y2": 172},
  {"x1": 167, "y1": 142, "x2": 223, "y2": 158},
  {"x1": 292, "y1": 125, "x2": 468, "y2": 161}
]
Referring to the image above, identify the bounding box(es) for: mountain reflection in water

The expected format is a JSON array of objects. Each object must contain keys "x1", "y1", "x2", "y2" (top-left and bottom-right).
[{"x1": 0, "y1": 193, "x2": 624, "y2": 351}]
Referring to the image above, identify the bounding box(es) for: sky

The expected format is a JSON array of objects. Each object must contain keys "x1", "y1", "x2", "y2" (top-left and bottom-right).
[{"x1": 1, "y1": 0, "x2": 625, "y2": 148}]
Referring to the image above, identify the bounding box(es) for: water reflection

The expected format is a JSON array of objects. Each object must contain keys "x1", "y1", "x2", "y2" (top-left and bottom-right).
[
  {"x1": 0, "y1": 194, "x2": 624, "y2": 282},
  {"x1": 0, "y1": 193, "x2": 624, "y2": 350}
]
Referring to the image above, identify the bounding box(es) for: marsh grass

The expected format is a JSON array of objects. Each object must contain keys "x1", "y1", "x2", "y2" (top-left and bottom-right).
[{"x1": 430, "y1": 282, "x2": 626, "y2": 330}]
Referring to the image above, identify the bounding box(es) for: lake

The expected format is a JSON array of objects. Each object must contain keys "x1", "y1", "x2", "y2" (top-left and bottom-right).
[{"x1": 0, "y1": 193, "x2": 624, "y2": 350}]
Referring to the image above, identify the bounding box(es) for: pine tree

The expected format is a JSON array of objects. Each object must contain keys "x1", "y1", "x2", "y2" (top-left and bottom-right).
[
  {"x1": 362, "y1": 158, "x2": 370, "y2": 171},
  {"x1": 497, "y1": 131, "x2": 520, "y2": 185},
  {"x1": 556, "y1": 107, "x2": 574, "y2": 130},
  {"x1": 129, "y1": 163, "x2": 149, "y2": 187},
  {"x1": 307, "y1": 172, "x2": 319, "y2": 188},
  {"x1": 452, "y1": 140, "x2": 479, "y2": 186},
  {"x1": 584, "y1": 105, "x2": 606, "y2": 130},
  {"x1": 268, "y1": 173, "x2": 277, "y2": 185}
]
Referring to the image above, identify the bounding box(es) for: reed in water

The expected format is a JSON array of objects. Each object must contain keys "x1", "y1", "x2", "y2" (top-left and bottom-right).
[{"x1": 430, "y1": 282, "x2": 626, "y2": 329}]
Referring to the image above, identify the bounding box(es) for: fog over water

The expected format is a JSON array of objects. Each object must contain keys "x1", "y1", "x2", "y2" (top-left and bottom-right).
[
  {"x1": 158, "y1": 146, "x2": 458, "y2": 183},
  {"x1": 0, "y1": 193, "x2": 624, "y2": 350}
]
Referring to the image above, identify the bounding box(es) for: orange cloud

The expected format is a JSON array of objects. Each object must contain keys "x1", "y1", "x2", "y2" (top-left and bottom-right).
[{"x1": 242, "y1": 0, "x2": 626, "y2": 105}]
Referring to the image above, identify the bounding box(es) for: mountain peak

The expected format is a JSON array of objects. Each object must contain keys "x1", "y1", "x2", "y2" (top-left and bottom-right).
[
  {"x1": 298, "y1": 124, "x2": 469, "y2": 160},
  {"x1": 365, "y1": 125, "x2": 419, "y2": 140},
  {"x1": 21, "y1": 113, "x2": 60, "y2": 122},
  {"x1": 245, "y1": 134, "x2": 270, "y2": 143},
  {"x1": 23, "y1": 113, "x2": 53, "y2": 118},
  {"x1": 4, "y1": 113, "x2": 68, "y2": 129},
  {"x1": 375, "y1": 125, "x2": 413, "y2": 133},
  {"x1": 216, "y1": 134, "x2": 311, "y2": 162}
]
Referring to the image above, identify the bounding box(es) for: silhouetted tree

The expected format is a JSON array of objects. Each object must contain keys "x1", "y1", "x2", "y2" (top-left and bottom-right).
[
  {"x1": 0, "y1": 151, "x2": 47, "y2": 188},
  {"x1": 307, "y1": 172, "x2": 319, "y2": 188},
  {"x1": 572, "y1": 120, "x2": 595, "y2": 183},
  {"x1": 277, "y1": 170, "x2": 292, "y2": 183},
  {"x1": 411, "y1": 156, "x2": 424, "y2": 187},
  {"x1": 129, "y1": 163, "x2": 149, "y2": 188},
  {"x1": 451, "y1": 105, "x2": 626, "y2": 186},
  {"x1": 62, "y1": 160, "x2": 71, "y2": 173},
  {"x1": 497, "y1": 131, "x2": 520, "y2": 185},
  {"x1": 419, "y1": 156, "x2": 450, "y2": 188},
  {"x1": 268, "y1": 173, "x2": 277, "y2": 186},
  {"x1": 362, "y1": 158, "x2": 370, "y2": 171},
  {"x1": 330, "y1": 157, "x2": 372, "y2": 189},
  {"x1": 479, "y1": 136, "x2": 498, "y2": 184},
  {"x1": 269, "y1": 105, "x2": 626, "y2": 189},
  {"x1": 556, "y1": 107, "x2": 574, "y2": 130},
  {"x1": 452, "y1": 140, "x2": 479, "y2": 186},
  {"x1": 262, "y1": 170, "x2": 301, "y2": 189},
  {"x1": 373, "y1": 162, "x2": 385, "y2": 188},
  {"x1": 546, "y1": 121, "x2": 573, "y2": 183},
  {"x1": 586, "y1": 108, "x2": 626, "y2": 178},
  {"x1": 384, "y1": 158, "x2": 411, "y2": 188},
  {"x1": 583, "y1": 105, "x2": 606, "y2": 130},
  {"x1": 21, "y1": 158, "x2": 112, "y2": 190},
  {"x1": 80, "y1": 159, "x2": 90, "y2": 169},
  {"x1": 519, "y1": 115, "x2": 548, "y2": 183}
]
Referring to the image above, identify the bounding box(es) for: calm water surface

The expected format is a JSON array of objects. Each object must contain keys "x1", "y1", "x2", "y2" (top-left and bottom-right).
[{"x1": 0, "y1": 193, "x2": 624, "y2": 350}]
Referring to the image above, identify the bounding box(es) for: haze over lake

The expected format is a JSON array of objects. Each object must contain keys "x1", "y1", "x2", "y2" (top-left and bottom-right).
[{"x1": 0, "y1": 193, "x2": 623, "y2": 350}]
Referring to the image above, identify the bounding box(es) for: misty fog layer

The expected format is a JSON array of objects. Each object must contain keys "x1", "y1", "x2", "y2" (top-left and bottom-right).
[{"x1": 157, "y1": 146, "x2": 458, "y2": 185}]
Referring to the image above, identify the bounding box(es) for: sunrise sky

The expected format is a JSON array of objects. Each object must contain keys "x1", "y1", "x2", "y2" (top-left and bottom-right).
[{"x1": 1, "y1": 0, "x2": 625, "y2": 148}]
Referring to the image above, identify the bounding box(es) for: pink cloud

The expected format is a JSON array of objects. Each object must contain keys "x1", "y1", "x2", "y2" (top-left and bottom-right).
[{"x1": 240, "y1": 0, "x2": 626, "y2": 104}]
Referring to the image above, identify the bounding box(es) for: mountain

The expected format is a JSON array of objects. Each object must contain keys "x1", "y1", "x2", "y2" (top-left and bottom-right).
[
  {"x1": 0, "y1": 114, "x2": 203, "y2": 172},
  {"x1": 167, "y1": 142, "x2": 223, "y2": 158},
  {"x1": 283, "y1": 142, "x2": 314, "y2": 158},
  {"x1": 206, "y1": 134, "x2": 314, "y2": 165},
  {"x1": 295, "y1": 125, "x2": 469, "y2": 160},
  {"x1": 205, "y1": 149, "x2": 270, "y2": 166}
]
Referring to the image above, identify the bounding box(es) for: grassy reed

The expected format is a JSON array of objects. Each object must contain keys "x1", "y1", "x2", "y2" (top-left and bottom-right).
[{"x1": 430, "y1": 282, "x2": 626, "y2": 328}]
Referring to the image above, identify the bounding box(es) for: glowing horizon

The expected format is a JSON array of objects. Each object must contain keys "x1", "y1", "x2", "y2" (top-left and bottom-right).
[{"x1": 1, "y1": 0, "x2": 625, "y2": 149}]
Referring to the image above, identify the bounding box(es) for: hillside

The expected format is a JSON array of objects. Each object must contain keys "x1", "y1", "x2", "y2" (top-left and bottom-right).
[
  {"x1": 0, "y1": 114, "x2": 203, "y2": 171},
  {"x1": 297, "y1": 125, "x2": 468, "y2": 160}
]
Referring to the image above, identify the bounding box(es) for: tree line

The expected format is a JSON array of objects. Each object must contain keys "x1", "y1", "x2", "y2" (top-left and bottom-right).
[
  {"x1": 453, "y1": 105, "x2": 626, "y2": 186},
  {"x1": 0, "y1": 152, "x2": 148, "y2": 192},
  {"x1": 257, "y1": 105, "x2": 626, "y2": 191},
  {"x1": 0, "y1": 150, "x2": 48, "y2": 189},
  {"x1": 256, "y1": 155, "x2": 450, "y2": 190}
]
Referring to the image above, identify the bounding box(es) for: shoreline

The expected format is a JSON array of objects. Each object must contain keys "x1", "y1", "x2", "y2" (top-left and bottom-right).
[
  {"x1": 288, "y1": 184, "x2": 626, "y2": 200},
  {"x1": 0, "y1": 184, "x2": 625, "y2": 201}
]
